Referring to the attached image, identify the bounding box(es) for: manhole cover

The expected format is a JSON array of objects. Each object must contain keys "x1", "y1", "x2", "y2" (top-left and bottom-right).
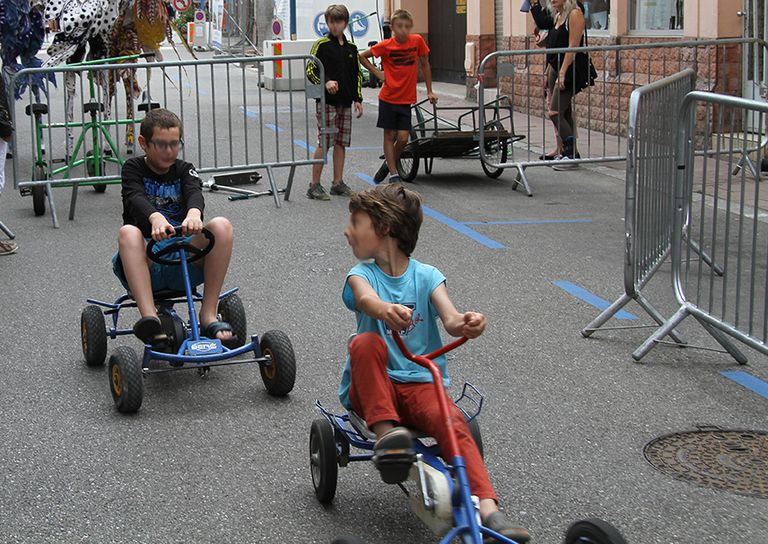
[{"x1": 644, "y1": 428, "x2": 768, "y2": 498}]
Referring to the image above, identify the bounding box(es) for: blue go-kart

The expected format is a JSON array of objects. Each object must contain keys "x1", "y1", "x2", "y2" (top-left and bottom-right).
[
  {"x1": 313, "y1": 332, "x2": 627, "y2": 544},
  {"x1": 80, "y1": 226, "x2": 296, "y2": 413}
]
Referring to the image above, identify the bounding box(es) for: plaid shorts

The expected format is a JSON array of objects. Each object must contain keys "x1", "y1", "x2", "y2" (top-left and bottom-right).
[{"x1": 316, "y1": 102, "x2": 352, "y2": 150}]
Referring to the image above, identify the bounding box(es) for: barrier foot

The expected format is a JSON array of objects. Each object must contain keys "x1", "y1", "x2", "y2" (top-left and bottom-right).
[
  {"x1": 68, "y1": 183, "x2": 79, "y2": 222},
  {"x1": 265, "y1": 166, "x2": 281, "y2": 208},
  {"x1": 284, "y1": 165, "x2": 295, "y2": 201},
  {"x1": 635, "y1": 293, "x2": 687, "y2": 345},
  {"x1": 632, "y1": 306, "x2": 689, "y2": 362},
  {"x1": 513, "y1": 165, "x2": 533, "y2": 196},
  {"x1": 582, "y1": 293, "x2": 632, "y2": 338},
  {"x1": 47, "y1": 182, "x2": 60, "y2": 229},
  {"x1": 0, "y1": 220, "x2": 15, "y2": 239},
  {"x1": 694, "y1": 316, "x2": 748, "y2": 365}
]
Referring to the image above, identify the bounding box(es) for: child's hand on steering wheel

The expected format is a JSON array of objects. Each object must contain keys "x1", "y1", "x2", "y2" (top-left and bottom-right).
[
  {"x1": 181, "y1": 208, "x2": 204, "y2": 236},
  {"x1": 461, "y1": 311, "x2": 486, "y2": 339},
  {"x1": 383, "y1": 303, "x2": 413, "y2": 333},
  {"x1": 149, "y1": 212, "x2": 176, "y2": 241}
]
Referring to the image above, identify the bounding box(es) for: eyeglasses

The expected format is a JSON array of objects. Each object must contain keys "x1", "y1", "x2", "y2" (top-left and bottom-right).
[{"x1": 147, "y1": 139, "x2": 184, "y2": 151}]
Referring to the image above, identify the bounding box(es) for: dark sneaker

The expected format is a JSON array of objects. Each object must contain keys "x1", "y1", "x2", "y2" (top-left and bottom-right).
[
  {"x1": 306, "y1": 183, "x2": 331, "y2": 201},
  {"x1": 483, "y1": 512, "x2": 531, "y2": 543},
  {"x1": 372, "y1": 426, "x2": 415, "y2": 484},
  {"x1": 373, "y1": 160, "x2": 390, "y2": 183},
  {"x1": 330, "y1": 181, "x2": 355, "y2": 197}
]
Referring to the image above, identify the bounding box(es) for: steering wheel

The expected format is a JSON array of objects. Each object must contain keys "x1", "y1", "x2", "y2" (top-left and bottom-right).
[{"x1": 146, "y1": 226, "x2": 215, "y2": 265}]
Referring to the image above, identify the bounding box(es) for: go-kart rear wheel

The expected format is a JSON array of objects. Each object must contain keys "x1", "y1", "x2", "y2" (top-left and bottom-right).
[
  {"x1": 108, "y1": 346, "x2": 144, "y2": 414},
  {"x1": 564, "y1": 519, "x2": 627, "y2": 544},
  {"x1": 467, "y1": 417, "x2": 484, "y2": 460},
  {"x1": 396, "y1": 130, "x2": 419, "y2": 182},
  {"x1": 32, "y1": 166, "x2": 47, "y2": 216},
  {"x1": 259, "y1": 330, "x2": 296, "y2": 396},
  {"x1": 86, "y1": 150, "x2": 108, "y2": 192},
  {"x1": 81, "y1": 305, "x2": 108, "y2": 367},
  {"x1": 217, "y1": 293, "x2": 247, "y2": 348},
  {"x1": 310, "y1": 418, "x2": 338, "y2": 503}
]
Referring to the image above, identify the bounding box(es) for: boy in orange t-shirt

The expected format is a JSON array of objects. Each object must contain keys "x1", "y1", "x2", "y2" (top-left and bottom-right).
[{"x1": 359, "y1": 9, "x2": 437, "y2": 183}]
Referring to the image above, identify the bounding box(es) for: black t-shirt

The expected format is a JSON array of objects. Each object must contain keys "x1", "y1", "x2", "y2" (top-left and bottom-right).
[{"x1": 121, "y1": 157, "x2": 205, "y2": 238}]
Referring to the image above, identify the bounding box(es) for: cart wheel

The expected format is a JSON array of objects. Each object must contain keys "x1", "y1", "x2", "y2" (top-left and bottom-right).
[
  {"x1": 310, "y1": 418, "x2": 339, "y2": 503},
  {"x1": 259, "y1": 330, "x2": 296, "y2": 396},
  {"x1": 86, "y1": 151, "x2": 107, "y2": 192},
  {"x1": 108, "y1": 346, "x2": 144, "y2": 414},
  {"x1": 217, "y1": 293, "x2": 247, "y2": 348},
  {"x1": 481, "y1": 136, "x2": 508, "y2": 179},
  {"x1": 81, "y1": 305, "x2": 108, "y2": 367},
  {"x1": 564, "y1": 519, "x2": 627, "y2": 544},
  {"x1": 424, "y1": 157, "x2": 434, "y2": 175},
  {"x1": 332, "y1": 538, "x2": 363, "y2": 544},
  {"x1": 467, "y1": 417, "x2": 484, "y2": 460},
  {"x1": 32, "y1": 165, "x2": 46, "y2": 216}
]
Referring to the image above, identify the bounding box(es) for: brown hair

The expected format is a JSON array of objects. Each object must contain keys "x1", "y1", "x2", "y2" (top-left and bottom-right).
[
  {"x1": 140, "y1": 108, "x2": 183, "y2": 141},
  {"x1": 390, "y1": 9, "x2": 413, "y2": 25},
  {"x1": 324, "y1": 4, "x2": 349, "y2": 23},
  {"x1": 349, "y1": 183, "x2": 423, "y2": 256}
]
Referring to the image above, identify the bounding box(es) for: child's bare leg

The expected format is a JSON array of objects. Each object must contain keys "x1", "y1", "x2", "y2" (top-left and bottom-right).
[
  {"x1": 310, "y1": 144, "x2": 325, "y2": 185},
  {"x1": 194, "y1": 217, "x2": 234, "y2": 340},
  {"x1": 383, "y1": 128, "x2": 398, "y2": 174},
  {"x1": 118, "y1": 225, "x2": 156, "y2": 318},
  {"x1": 385, "y1": 129, "x2": 410, "y2": 175},
  {"x1": 331, "y1": 144, "x2": 346, "y2": 183},
  {"x1": 371, "y1": 421, "x2": 395, "y2": 437}
]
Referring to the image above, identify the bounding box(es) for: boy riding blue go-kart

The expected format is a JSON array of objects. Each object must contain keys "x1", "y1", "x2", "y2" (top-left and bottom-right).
[{"x1": 80, "y1": 109, "x2": 295, "y2": 413}]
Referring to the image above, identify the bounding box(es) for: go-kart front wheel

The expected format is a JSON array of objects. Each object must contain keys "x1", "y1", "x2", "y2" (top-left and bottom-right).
[
  {"x1": 108, "y1": 346, "x2": 144, "y2": 414},
  {"x1": 310, "y1": 418, "x2": 338, "y2": 503},
  {"x1": 564, "y1": 519, "x2": 627, "y2": 544},
  {"x1": 467, "y1": 417, "x2": 484, "y2": 460},
  {"x1": 81, "y1": 305, "x2": 107, "y2": 367},
  {"x1": 259, "y1": 330, "x2": 296, "y2": 396},
  {"x1": 218, "y1": 293, "x2": 247, "y2": 348}
]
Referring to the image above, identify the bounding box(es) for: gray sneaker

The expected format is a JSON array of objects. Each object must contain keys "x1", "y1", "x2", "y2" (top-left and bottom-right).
[
  {"x1": 330, "y1": 181, "x2": 355, "y2": 197},
  {"x1": 306, "y1": 183, "x2": 331, "y2": 200},
  {"x1": 387, "y1": 175, "x2": 402, "y2": 184},
  {"x1": 373, "y1": 161, "x2": 390, "y2": 183},
  {"x1": 551, "y1": 156, "x2": 580, "y2": 171}
]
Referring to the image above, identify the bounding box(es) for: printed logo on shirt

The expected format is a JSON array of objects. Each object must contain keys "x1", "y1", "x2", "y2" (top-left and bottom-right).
[
  {"x1": 188, "y1": 168, "x2": 199, "y2": 179},
  {"x1": 386, "y1": 302, "x2": 424, "y2": 336},
  {"x1": 390, "y1": 47, "x2": 417, "y2": 67},
  {"x1": 143, "y1": 177, "x2": 183, "y2": 224}
]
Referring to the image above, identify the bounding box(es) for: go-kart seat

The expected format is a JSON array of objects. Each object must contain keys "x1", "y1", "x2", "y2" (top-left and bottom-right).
[
  {"x1": 348, "y1": 410, "x2": 430, "y2": 441},
  {"x1": 25, "y1": 103, "x2": 48, "y2": 116}
]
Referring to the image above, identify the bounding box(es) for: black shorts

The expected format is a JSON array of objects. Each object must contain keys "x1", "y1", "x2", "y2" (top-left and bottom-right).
[{"x1": 376, "y1": 100, "x2": 412, "y2": 131}]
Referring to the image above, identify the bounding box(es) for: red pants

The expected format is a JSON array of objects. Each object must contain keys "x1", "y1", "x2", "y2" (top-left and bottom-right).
[{"x1": 348, "y1": 332, "x2": 497, "y2": 502}]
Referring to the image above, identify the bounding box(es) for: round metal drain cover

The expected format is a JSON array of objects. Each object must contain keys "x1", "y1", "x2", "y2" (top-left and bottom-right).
[{"x1": 644, "y1": 428, "x2": 768, "y2": 498}]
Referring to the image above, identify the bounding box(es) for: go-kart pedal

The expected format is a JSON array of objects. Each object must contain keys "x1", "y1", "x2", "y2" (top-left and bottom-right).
[{"x1": 372, "y1": 426, "x2": 416, "y2": 484}]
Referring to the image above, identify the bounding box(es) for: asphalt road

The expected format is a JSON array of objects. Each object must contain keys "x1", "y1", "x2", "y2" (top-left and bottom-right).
[{"x1": 0, "y1": 47, "x2": 767, "y2": 544}]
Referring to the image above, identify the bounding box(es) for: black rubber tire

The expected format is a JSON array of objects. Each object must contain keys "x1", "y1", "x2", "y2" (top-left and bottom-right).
[
  {"x1": 81, "y1": 305, "x2": 108, "y2": 367},
  {"x1": 108, "y1": 346, "x2": 144, "y2": 414},
  {"x1": 396, "y1": 129, "x2": 420, "y2": 182},
  {"x1": 467, "y1": 417, "x2": 484, "y2": 460},
  {"x1": 217, "y1": 293, "x2": 247, "y2": 348},
  {"x1": 259, "y1": 330, "x2": 296, "y2": 396},
  {"x1": 86, "y1": 151, "x2": 108, "y2": 192},
  {"x1": 310, "y1": 418, "x2": 338, "y2": 503},
  {"x1": 93, "y1": 183, "x2": 107, "y2": 193},
  {"x1": 480, "y1": 124, "x2": 509, "y2": 179},
  {"x1": 332, "y1": 538, "x2": 363, "y2": 544},
  {"x1": 564, "y1": 519, "x2": 627, "y2": 544},
  {"x1": 32, "y1": 166, "x2": 46, "y2": 216}
]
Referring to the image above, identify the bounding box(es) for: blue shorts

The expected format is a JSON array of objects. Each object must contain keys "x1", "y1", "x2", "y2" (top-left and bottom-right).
[{"x1": 112, "y1": 236, "x2": 205, "y2": 293}]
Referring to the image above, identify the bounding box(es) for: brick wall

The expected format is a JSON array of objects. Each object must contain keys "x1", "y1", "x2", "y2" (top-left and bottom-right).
[{"x1": 485, "y1": 36, "x2": 744, "y2": 138}]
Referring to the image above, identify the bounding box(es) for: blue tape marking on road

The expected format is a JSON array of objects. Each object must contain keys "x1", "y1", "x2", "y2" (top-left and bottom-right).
[
  {"x1": 354, "y1": 173, "x2": 505, "y2": 250},
  {"x1": 294, "y1": 139, "x2": 316, "y2": 153},
  {"x1": 463, "y1": 219, "x2": 592, "y2": 225},
  {"x1": 553, "y1": 281, "x2": 637, "y2": 320},
  {"x1": 721, "y1": 371, "x2": 768, "y2": 400},
  {"x1": 265, "y1": 123, "x2": 283, "y2": 132}
]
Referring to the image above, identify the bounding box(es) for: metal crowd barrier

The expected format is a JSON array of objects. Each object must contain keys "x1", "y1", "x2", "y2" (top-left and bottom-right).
[
  {"x1": 477, "y1": 37, "x2": 768, "y2": 196},
  {"x1": 634, "y1": 91, "x2": 768, "y2": 363},
  {"x1": 581, "y1": 69, "x2": 696, "y2": 344},
  {"x1": 10, "y1": 53, "x2": 326, "y2": 228}
]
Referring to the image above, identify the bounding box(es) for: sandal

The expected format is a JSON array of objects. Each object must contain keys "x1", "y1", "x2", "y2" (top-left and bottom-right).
[
  {"x1": 0, "y1": 240, "x2": 17, "y2": 256},
  {"x1": 202, "y1": 320, "x2": 237, "y2": 347},
  {"x1": 133, "y1": 316, "x2": 164, "y2": 345},
  {"x1": 372, "y1": 426, "x2": 415, "y2": 484},
  {"x1": 483, "y1": 512, "x2": 530, "y2": 543}
]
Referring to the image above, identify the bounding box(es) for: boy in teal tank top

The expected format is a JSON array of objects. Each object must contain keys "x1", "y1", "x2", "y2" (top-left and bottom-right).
[{"x1": 340, "y1": 183, "x2": 529, "y2": 543}]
